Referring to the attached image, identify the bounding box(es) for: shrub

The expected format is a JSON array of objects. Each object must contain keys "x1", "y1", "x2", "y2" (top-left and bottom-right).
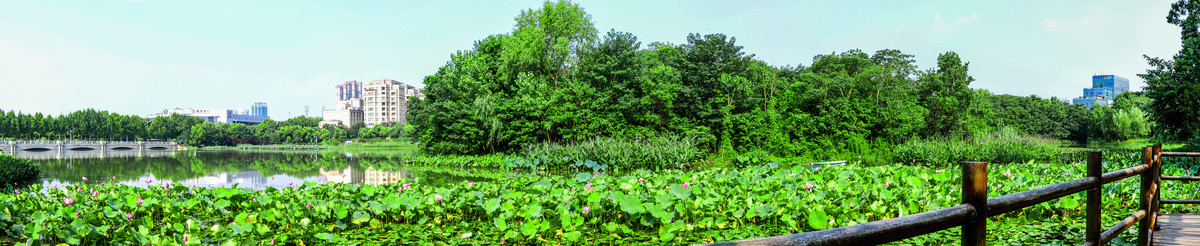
[
  {"x1": 522, "y1": 136, "x2": 705, "y2": 170},
  {"x1": 894, "y1": 127, "x2": 1061, "y2": 165},
  {"x1": 0, "y1": 154, "x2": 38, "y2": 184}
]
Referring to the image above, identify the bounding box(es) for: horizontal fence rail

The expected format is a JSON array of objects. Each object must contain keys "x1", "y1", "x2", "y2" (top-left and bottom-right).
[{"x1": 701, "y1": 143, "x2": 1194, "y2": 246}]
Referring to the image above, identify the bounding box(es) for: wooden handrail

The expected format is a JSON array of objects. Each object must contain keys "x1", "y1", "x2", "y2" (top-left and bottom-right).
[
  {"x1": 1160, "y1": 175, "x2": 1200, "y2": 181},
  {"x1": 703, "y1": 205, "x2": 976, "y2": 246},
  {"x1": 701, "y1": 144, "x2": 1199, "y2": 246},
  {"x1": 986, "y1": 176, "x2": 1096, "y2": 216},
  {"x1": 1162, "y1": 151, "x2": 1200, "y2": 157}
]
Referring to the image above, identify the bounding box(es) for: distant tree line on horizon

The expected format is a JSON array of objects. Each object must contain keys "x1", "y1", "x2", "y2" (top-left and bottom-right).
[{"x1": 0, "y1": 109, "x2": 414, "y2": 147}]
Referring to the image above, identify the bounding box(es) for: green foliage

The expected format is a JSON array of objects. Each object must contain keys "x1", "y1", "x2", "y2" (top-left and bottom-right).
[
  {"x1": 522, "y1": 136, "x2": 704, "y2": 170},
  {"x1": 3, "y1": 157, "x2": 1181, "y2": 244},
  {"x1": 0, "y1": 109, "x2": 158, "y2": 141},
  {"x1": 893, "y1": 127, "x2": 1062, "y2": 165},
  {"x1": 968, "y1": 90, "x2": 1089, "y2": 141},
  {"x1": 411, "y1": 0, "x2": 1080, "y2": 159},
  {"x1": 918, "y1": 52, "x2": 975, "y2": 137},
  {"x1": 1142, "y1": 0, "x2": 1200, "y2": 140},
  {"x1": 0, "y1": 154, "x2": 38, "y2": 184}
]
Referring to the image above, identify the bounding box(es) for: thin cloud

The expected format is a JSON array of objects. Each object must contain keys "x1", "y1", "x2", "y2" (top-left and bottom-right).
[
  {"x1": 1042, "y1": 17, "x2": 1110, "y2": 29},
  {"x1": 933, "y1": 13, "x2": 981, "y2": 32},
  {"x1": 956, "y1": 14, "x2": 981, "y2": 25}
]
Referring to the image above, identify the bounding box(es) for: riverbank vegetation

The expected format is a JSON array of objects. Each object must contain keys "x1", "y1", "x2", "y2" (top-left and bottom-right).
[{"x1": 0, "y1": 154, "x2": 38, "y2": 185}]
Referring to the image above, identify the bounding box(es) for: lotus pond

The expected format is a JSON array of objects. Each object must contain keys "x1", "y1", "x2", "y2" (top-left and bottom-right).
[{"x1": 4, "y1": 150, "x2": 1200, "y2": 245}]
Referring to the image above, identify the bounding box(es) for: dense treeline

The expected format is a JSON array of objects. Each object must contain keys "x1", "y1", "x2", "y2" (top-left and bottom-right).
[
  {"x1": 0, "y1": 109, "x2": 410, "y2": 147},
  {"x1": 409, "y1": 0, "x2": 1131, "y2": 157},
  {"x1": 0, "y1": 109, "x2": 164, "y2": 141}
]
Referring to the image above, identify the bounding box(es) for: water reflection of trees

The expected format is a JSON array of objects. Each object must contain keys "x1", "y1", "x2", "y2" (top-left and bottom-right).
[
  {"x1": 34, "y1": 152, "x2": 501, "y2": 186},
  {"x1": 35, "y1": 152, "x2": 363, "y2": 182}
]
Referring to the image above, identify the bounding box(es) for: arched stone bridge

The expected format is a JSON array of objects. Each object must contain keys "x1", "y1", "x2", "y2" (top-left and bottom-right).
[{"x1": 2, "y1": 141, "x2": 177, "y2": 154}]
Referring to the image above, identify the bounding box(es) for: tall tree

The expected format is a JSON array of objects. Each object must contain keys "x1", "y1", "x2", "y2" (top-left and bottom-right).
[
  {"x1": 919, "y1": 52, "x2": 975, "y2": 136},
  {"x1": 1142, "y1": 0, "x2": 1200, "y2": 140}
]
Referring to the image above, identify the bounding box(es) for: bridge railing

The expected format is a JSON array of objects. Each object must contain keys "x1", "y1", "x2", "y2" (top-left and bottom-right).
[
  {"x1": 4, "y1": 141, "x2": 176, "y2": 145},
  {"x1": 702, "y1": 144, "x2": 1171, "y2": 246}
]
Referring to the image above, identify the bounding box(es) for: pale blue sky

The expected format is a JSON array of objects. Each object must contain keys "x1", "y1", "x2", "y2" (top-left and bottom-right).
[{"x1": 0, "y1": 0, "x2": 1182, "y2": 119}]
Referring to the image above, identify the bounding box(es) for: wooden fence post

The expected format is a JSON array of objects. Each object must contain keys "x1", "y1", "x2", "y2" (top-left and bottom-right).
[
  {"x1": 1138, "y1": 146, "x2": 1153, "y2": 246},
  {"x1": 1153, "y1": 143, "x2": 1163, "y2": 232},
  {"x1": 1086, "y1": 151, "x2": 1102, "y2": 244},
  {"x1": 962, "y1": 161, "x2": 988, "y2": 246}
]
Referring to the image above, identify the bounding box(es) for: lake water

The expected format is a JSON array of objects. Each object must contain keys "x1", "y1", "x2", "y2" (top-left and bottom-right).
[{"x1": 6, "y1": 149, "x2": 495, "y2": 190}]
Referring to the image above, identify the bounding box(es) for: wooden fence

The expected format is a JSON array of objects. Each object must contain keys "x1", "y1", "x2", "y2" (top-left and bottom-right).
[{"x1": 701, "y1": 143, "x2": 1197, "y2": 246}]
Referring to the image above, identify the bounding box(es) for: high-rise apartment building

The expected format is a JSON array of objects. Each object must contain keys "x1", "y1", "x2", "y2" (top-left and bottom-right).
[
  {"x1": 251, "y1": 102, "x2": 268, "y2": 117},
  {"x1": 336, "y1": 81, "x2": 362, "y2": 101},
  {"x1": 1072, "y1": 75, "x2": 1130, "y2": 109},
  {"x1": 362, "y1": 79, "x2": 422, "y2": 127}
]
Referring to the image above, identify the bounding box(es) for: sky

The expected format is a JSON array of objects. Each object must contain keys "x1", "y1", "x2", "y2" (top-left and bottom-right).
[{"x1": 0, "y1": 0, "x2": 1183, "y2": 120}]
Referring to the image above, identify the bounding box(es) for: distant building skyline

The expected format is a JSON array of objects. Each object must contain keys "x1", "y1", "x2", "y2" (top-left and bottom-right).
[
  {"x1": 336, "y1": 81, "x2": 362, "y2": 101},
  {"x1": 148, "y1": 102, "x2": 269, "y2": 124},
  {"x1": 1072, "y1": 75, "x2": 1130, "y2": 109}
]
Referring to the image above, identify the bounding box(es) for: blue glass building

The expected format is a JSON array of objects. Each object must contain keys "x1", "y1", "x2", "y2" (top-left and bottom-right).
[
  {"x1": 1072, "y1": 75, "x2": 1129, "y2": 109},
  {"x1": 251, "y1": 102, "x2": 268, "y2": 117}
]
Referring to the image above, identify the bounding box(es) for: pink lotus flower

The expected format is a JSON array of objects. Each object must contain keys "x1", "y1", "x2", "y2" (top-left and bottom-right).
[
  {"x1": 585, "y1": 183, "x2": 593, "y2": 193},
  {"x1": 126, "y1": 213, "x2": 133, "y2": 220},
  {"x1": 138, "y1": 198, "x2": 143, "y2": 204},
  {"x1": 805, "y1": 183, "x2": 814, "y2": 190},
  {"x1": 1004, "y1": 170, "x2": 1012, "y2": 177},
  {"x1": 935, "y1": 170, "x2": 944, "y2": 174},
  {"x1": 306, "y1": 203, "x2": 312, "y2": 208},
  {"x1": 270, "y1": 238, "x2": 275, "y2": 244},
  {"x1": 638, "y1": 177, "x2": 644, "y2": 182},
  {"x1": 435, "y1": 195, "x2": 444, "y2": 201},
  {"x1": 184, "y1": 236, "x2": 188, "y2": 242},
  {"x1": 75, "y1": 212, "x2": 79, "y2": 217},
  {"x1": 14, "y1": 190, "x2": 19, "y2": 194},
  {"x1": 788, "y1": 173, "x2": 796, "y2": 177},
  {"x1": 582, "y1": 206, "x2": 590, "y2": 213},
  {"x1": 253, "y1": 198, "x2": 258, "y2": 203},
  {"x1": 76, "y1": 188, "x2": 82, "y2": 192},
  {"x1": 111, "y1": 176, "x2": 115, "y2": 180},
  {"x1": 885, "y1": 181, "x2": 890, "y2": 186},
  {"x1": 468, "y1": 182, "x2": 474, "y2": 187},
  {"x1": 145, "y1": 179, "x2": 152, "y2": 184},
  {"x1": 64, "y1": 198, "x2": 74, "y2": 205},
  {"x1": 288, "y1": 182, "x2": 293, "y2": 186},
  {"x1": 163, "y1": 183, "x2": 170, "y2": 189},
  {"x1": 82, "y1": 176, "x2": 88, "y2": 181},
  {"x1": 403, "y1": 183, "x2": 409, "y2": 190},
  {"x1": 52, "y1": 184, "x2": 57, "y2": 188},
  {"x1": 683, "y1": 182, "x2": 690, "y2": 188}
]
